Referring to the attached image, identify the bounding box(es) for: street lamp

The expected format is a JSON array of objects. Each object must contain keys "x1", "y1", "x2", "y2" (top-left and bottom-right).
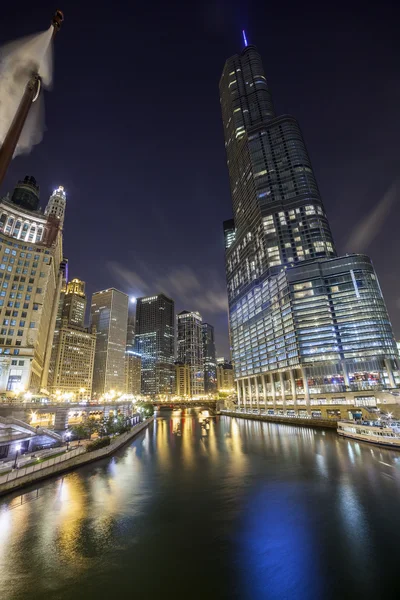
[
  {"x1": 14, "y1": 443, "x2": 21, "y2": 468},
  {"x1": 65, "y1": 431, "x2": 71, "y2": 450}
]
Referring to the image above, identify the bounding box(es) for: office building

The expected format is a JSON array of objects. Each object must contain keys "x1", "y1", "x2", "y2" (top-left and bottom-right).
[
  {"x1": 126, "y1": 298, "x2": 136, "y2": 351},
  {"x1": 125, "y1": 350, "x2": 141, "y2": 395},
  {"x1": 220, "y1": 42, "x2": 399, "y2": 412},
  {"x1": 134, "y1": 294, "x2": 175, "y2": 395},
  {"x1": 44, "y1": 185, "x2": 66, "y2": 228},
  {"x1": 217, "y1": 361, "x2": 235, "y2": 392},
  {"x1": 175, "y1": 362, "x2": 191, "y2": 397},
  {"x1": 49, "y1": 318, "x2": 96, "y2": 399},
  {"x1": 177, "y1": 311, "x2": 204, "y2": 397},
  {"x1": 0, "y1": 177, "x2": 64, "y2": 394},
  {"x1": 90, "y1": 288, "x2": 128, "y2": 397},
  {"x1": 48, "y1": 276, "x2": 95, "y2": 398},
  {"x1": 62, "y1": 278, "x2": 86, "y2": 328},
  {"x1": 202, "y1": 322, "x2": 217, "y2": 394}
]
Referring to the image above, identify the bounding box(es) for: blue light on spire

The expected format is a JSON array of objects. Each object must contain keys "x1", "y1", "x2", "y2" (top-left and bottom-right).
[{"x1": 242, "y1": 29, "x2": 248, "y2": 47}]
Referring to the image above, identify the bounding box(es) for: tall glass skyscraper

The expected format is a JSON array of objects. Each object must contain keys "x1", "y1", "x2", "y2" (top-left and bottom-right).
[
  {"x1": 202, "y1": 322, "x2": 217, "y2": 394},
  {"x1": 177, "y1": 311, "x2": 204, "y2": 397},
  {"x1": 134, "y1": 294, "x2": 175, "y2": 396},
  {"x1": 220, "y1": 43, "x2": 399, "y2": 412}
]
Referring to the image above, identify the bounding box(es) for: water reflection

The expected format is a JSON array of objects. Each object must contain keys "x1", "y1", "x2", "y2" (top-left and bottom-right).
[{"x1": 1, "y1": 413, "x2": 400, "y2": 599}]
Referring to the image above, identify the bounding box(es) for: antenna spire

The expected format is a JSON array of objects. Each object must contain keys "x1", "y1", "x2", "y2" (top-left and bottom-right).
[{"x1": 242, "y1": 29, "x2": 248, "y2": 47}]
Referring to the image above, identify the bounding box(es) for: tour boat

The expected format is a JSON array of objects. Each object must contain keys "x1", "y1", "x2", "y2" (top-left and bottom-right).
[{"x1": 337, "y1": 419, "x2": 400, "y2": 448}]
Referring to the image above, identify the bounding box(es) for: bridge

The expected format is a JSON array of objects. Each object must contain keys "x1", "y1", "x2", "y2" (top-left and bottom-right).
[
  {"x1": 152, "y1": 400, "x2": 217, "y2": 412},
  {"x1": 0, "y1": 401, "x2": 134, "y2": 431}
]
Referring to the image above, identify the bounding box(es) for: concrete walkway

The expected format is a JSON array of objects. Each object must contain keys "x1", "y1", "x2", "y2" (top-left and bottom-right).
[{"x1": 0, "y1": 417, "x2": 154, "y2": 497}]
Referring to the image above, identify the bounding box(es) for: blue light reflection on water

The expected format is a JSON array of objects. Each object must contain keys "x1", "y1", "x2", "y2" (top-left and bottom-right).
[{"x1": 237, "y1": 483, "x2": 323, "y2": 600}]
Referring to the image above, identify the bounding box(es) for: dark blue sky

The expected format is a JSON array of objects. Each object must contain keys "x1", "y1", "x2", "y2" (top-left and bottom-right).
[{"x1": 1, "y1": 0, "x2": 400, "y2": 357}]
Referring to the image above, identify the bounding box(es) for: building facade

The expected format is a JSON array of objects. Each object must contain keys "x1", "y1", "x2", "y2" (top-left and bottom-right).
[
  {"x1": 124, "y1": 350, "x2": 141, "y2": 396},
  {"x1": 220, "y1": 43, "x2": 399, "y2": 412},
  {"x1": 62, "y1": 278, "x2": 86, "y2": 328},
  {"x1": 202, "y1": 322, "x2": 217, "y2": 394},
  {"x1": 175, "y1": 361, "x2": 191, "y2": 397},
  {"x1": 49, "y1": 318, "x2": 96, "y2": 399},
  {"x1": 0, "y1": 176, "x2": 64, "y2": 395},
  {"x1": 44, "y1": 186, "x2": 66, "y2": 228},
  {"x1": 126, "y1": 298, "x2": 136, "y2": 351},
  {"x1": 90, "y1": 288, "x2": 128, "y2": 397},
  {"x1": 177, "y1": 311, "x2": 204, "y2": 397},
  {"x1": 48, "y1": 275, "x2": 95, "y2": 399},
  {"x1": 134, "y1": 294, "x2": 175, "y2": 396},
  {"x1": 217, "y1": 362, "x2": 235, "y2": 392}
]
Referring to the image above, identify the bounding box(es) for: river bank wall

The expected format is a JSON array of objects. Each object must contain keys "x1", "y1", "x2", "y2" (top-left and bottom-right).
[
  {"x1": 220, "y1": 410, "x2": 337, "y2": 429},
  {"x1": 0, "y1": 417, "x2": 154, "y2": 496}
]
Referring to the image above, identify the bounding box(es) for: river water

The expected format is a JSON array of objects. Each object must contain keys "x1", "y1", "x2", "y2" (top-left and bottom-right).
[{"x1": 1, "y1": 410, "x2": 400, "y2": 600}]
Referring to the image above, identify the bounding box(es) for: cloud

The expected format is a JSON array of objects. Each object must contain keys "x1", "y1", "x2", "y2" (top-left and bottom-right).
[
  {"x1": 345, "y1": 181, "x2": 398, "y2": 252},
  {"x1": 107, "y1": 262, "x2": 228, "y2": 316}
]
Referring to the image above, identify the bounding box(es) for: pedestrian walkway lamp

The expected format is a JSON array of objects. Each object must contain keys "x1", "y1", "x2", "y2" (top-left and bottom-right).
[
  {"x1": 14, "y1": 443, "x2": 21, "y2": 468},
  {"x1": 65, "y1": 431, "x2": 71, "y2": 450}
]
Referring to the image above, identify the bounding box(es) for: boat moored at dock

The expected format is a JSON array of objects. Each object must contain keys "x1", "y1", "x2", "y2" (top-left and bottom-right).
[{"x1": 337, "y1": 419, "x2": 400, "y2": 448}]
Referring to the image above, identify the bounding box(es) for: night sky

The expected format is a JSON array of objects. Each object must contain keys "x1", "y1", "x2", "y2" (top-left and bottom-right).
[{"x1": 1, "y1": 1, "x2": 400, "y2": 357}]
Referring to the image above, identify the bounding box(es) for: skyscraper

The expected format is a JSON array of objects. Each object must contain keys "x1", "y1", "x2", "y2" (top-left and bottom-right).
[
  {"x1": 48, "y1": 276, "x2": 96, "y2": 399},
  {"x1": 44, "y1": 186, "x2": 66, "y2": 228},
  {"x1": 124, "y1": 350, "x2": 142, "y2": 396},
  {"x1": 62, "y1": 278, "x2": 86, "y2": 328},
  {"x1": 202, "y1": 322, "x2": 217, "y2": 394},
  {"x1": 134, "y1": 294, "x2": 175, "y2": 396},
  {"x1": 0, "y1": 177, "x2": 64, "y2": 394},
  {"x1": 175, "y1": 362, "x2": 191, "y2": 397},
  {"x1": 49, "y1": 319, "x2": 96, "y2": 399},
  {"x1": 126, "y1": 298, "x2": 136, "y2": 351},
  {"x1": 220, "y1": 42, "x2": 399, "y2": 412},
  {"x1": 90, "y1": 288, "x2": 128, "y2": 397},
  {"x1": 177, "y1": 311, "x2": 204, "y2": 397}
]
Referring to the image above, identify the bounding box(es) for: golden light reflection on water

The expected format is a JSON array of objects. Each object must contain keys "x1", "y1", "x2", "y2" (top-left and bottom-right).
[
  {"x1": 155, "y1": 417, "x2": 171, "y2": 471},
  {"x1": 0, "y1": 493, "x2": 34, "y2": 581},
  {"x1": 223, "y1": 418, "x2": 248, "y2": 476},
  {"x1": 181, "y1": 413, "x2": 195, "y2": 468},
  {"x1": 48, "y1": 475, "x2": 90, "y2": 570}
]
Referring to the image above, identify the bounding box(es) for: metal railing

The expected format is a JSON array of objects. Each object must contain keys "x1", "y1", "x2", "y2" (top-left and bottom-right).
[{"x1": 0, "y1": 446, "x2": 85, "y2": 485}]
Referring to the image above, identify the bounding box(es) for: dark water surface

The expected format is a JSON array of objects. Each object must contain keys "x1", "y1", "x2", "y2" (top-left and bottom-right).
[{"x1": 1, "y1": 410, "x2": 400, "y2": 600}]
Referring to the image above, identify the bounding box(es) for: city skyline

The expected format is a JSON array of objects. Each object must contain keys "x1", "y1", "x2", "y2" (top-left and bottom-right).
[
  {"x1": 1, "y1": 6, "x2": 400, "y2": 597},
  {"x1": 1, "y1": 2, "x2": 400, "y2": 360}
]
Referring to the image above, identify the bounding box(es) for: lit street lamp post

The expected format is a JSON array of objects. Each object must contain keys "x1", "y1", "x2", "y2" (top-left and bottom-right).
[
  {"x1": 65, "y1": 431, "x2": 71, "y2": 451},
  {"x1": 14, "y1": 443, "x2": 21, "y2": 469}
]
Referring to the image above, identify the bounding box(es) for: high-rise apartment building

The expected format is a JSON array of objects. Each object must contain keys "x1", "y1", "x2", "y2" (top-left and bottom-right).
[
  {"x1": 220, "y1": 43, "x2": 399, "y2": 411},
  {"x1": 62, "y1": 278, "x2": 86, "y2": 328},
  {"x1": 175, "y1": 362, "x2": 191, "y2": 397},
  {"x1": 134, "y1": 294, "x2": 175, "y2": 396},
  {"x1": 48, "y1": 275, "x2": 95, "y2": 399},
  {"x1": 202, "y1": 322, "x2": 217, "y2": 394},
  {"x1": 124, "y1": 350, "x2": 142, "y2": 396},
  {"x1": 0, "y1": 176, "x2": 64, "y2": 394},
  {"x1": 90, "y1": 288, "x2": 128, "y2": 397},
  {"x1": 177, "y1": 311, "x2": 204, "y2": 397},
  {"x1": 217, "y1": 361, "x2": 235, "y2": 392}
]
